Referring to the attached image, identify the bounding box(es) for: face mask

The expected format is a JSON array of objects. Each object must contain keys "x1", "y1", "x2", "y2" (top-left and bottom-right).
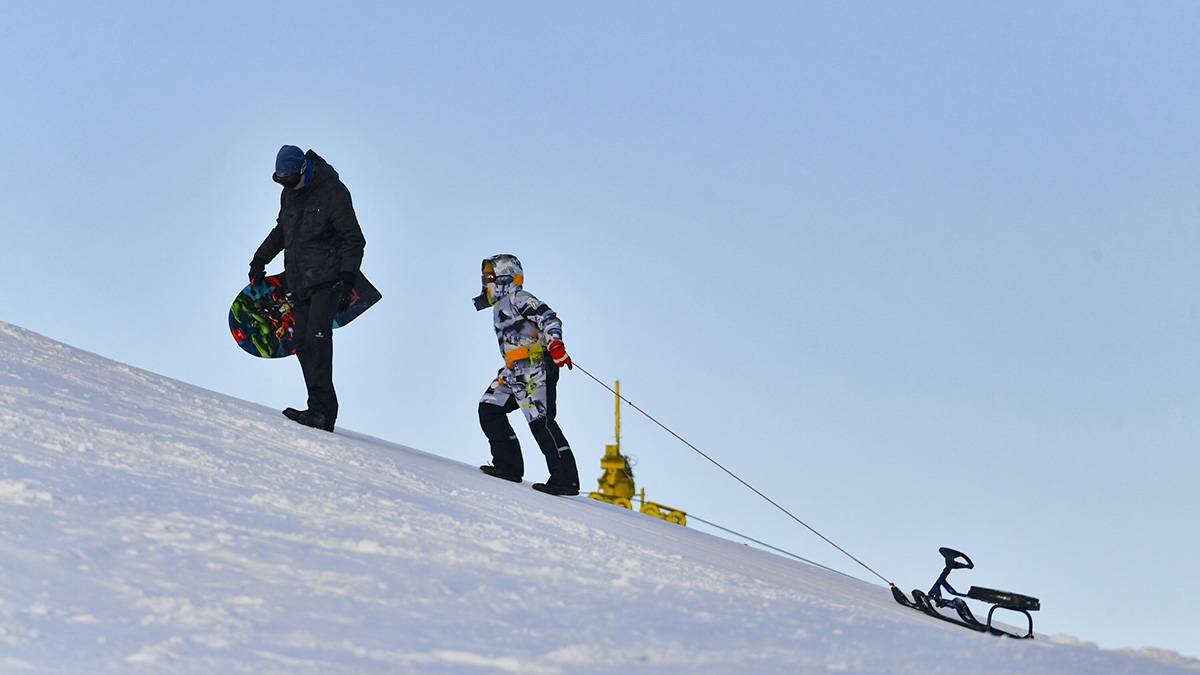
[
  {"x1": 473, "y1": 261, "x2": 497, "y2": 310},
  {"x1": 473, "y1": 287, "x2": 493, "y2": 311}
]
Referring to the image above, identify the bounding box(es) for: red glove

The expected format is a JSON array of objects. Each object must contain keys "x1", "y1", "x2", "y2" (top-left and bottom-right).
[{"x1": 547, "y1": 339, "x2": 572, "y2": 370}]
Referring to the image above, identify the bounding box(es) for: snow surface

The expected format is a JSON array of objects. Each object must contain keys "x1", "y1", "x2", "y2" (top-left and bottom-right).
[{"x1": 0, "y1": 320, "x2": 1197, "y2": 674}]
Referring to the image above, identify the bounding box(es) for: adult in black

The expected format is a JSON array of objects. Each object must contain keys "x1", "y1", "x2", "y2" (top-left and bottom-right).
[{"x1": 249, "y1": 145, "x2": 366, "y2": 432}]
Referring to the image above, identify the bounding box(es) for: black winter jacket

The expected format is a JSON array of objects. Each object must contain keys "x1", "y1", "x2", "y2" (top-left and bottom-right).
[{"x1": 253, "y1": 150, "x2": 366, "y2": 292}]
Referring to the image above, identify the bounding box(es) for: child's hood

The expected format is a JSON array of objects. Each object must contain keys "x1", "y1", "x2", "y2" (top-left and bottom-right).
[{"x1": 476, "y1": 254, "x2": 525, "y2": 308}]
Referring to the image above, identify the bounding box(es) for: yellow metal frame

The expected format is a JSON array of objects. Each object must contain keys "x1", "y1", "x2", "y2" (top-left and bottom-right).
[{"x1": 587, "y1": 380, "x2": 686, "y2": 526}]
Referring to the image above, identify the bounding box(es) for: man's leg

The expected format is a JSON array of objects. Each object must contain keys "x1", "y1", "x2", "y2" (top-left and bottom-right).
[
  {"x1": 479, "y1": 373, "x2": 523, "y2": 478},
  {"x1": 291, "y1": 291, "x2": 312, "y2": 404},
  {"x1": 295, "y1": 285, "x2": 339, "y2": 426}
]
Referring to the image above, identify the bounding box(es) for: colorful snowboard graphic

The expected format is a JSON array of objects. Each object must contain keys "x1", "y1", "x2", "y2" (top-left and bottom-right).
[{"x1": 228, "y1": 272, "x2": 382, "y2": 358}]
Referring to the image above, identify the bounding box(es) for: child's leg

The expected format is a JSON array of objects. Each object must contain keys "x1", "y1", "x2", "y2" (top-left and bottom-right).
[
  {"x1": 515, "y1": 363, "x2": 580, "y2": 488},
  {"x1": 479, "y1": 371, "x2": 523, "y2": 477},
  {"x1": 532, "y1": 417, "x2": 579, "y2": 488}
]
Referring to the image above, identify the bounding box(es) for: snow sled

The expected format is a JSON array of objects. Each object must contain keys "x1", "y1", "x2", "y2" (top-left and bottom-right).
[{"x1": 892, "y1": 547, "x2": 1040, "y2": 639}]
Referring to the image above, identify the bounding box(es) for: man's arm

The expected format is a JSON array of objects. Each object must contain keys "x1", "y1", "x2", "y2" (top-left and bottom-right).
[
  {"x1": 330, "y1": 183, "x2": 366, "y2": 275},
  {"x1": 251, "y1": 224, "x2": 284, "y2": 268}
]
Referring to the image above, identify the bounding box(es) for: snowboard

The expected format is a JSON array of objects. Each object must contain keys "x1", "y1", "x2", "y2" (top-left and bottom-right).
[{"x1": 228, "y1": 271, "x2": 382, "y2": 358}]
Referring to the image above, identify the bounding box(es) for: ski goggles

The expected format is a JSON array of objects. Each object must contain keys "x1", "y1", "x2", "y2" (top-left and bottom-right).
[
  {"x1": 481, "y1": 256, "x2": 519, "y2": 287},
  {"x1": 272, "y1": 171, "x2": 302, "y2": 188},
  {"x1": 481, "y1": 273, "x2": 514, "y2": 286}
]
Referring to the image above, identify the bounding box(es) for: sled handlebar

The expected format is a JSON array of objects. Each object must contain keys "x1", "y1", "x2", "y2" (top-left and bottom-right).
[{"x1": 939, "y1": 547, "x2": 974, "y2": 571}]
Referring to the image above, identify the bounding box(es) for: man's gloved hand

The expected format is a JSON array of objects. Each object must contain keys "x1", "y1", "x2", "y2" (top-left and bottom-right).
[
  {"x1": 249, "y1": 262, "x2": 266, "y2": 287},
  {"x1": 547, "y1": 339, "x2": 572, "y2": 370},
  {"x1": 337, "y1": 271, "x2": 357, "y2": 311}
]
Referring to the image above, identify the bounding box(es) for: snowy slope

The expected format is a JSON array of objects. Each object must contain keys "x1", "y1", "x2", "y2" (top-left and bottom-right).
[{"x1": 0, "y1": 321, "x2": 1196, "y2": 675}]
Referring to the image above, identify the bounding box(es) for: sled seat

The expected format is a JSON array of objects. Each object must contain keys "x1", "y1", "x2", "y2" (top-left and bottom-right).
[{"x1": 967, "y1": 586, "x2": 1040, "y2": 612}]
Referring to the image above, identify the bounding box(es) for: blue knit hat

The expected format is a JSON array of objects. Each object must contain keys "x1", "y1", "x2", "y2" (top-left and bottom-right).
[{"x1": 275, "y1": 145, "x2": 306, "y2": 176}]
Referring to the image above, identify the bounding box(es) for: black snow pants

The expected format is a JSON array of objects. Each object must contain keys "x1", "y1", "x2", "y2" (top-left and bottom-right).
[
  {"x1": 292, "y1": 284, "x2": 339, "y2": 421},
  {"x1": 478, "y1": 362, "x2": 579, "y2": 487}
]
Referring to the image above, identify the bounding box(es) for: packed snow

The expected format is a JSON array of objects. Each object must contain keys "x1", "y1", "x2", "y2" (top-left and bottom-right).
[{"x1": 0, "y1": 321, "x2": 1196, "y2": 674}]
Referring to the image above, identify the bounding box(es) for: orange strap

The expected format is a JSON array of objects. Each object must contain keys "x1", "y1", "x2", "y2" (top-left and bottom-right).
[{"x1": 504, "y1": 343, "x2": 544, "y2": 369}]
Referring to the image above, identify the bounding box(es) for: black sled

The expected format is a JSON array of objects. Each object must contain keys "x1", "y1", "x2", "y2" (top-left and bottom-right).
[{"x1": 892, "y1": 547, "x2": 1040, "y2": 640}]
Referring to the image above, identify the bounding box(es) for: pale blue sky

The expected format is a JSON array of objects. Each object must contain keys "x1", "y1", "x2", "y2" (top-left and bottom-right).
[{"x1": 4, "y1": 1, "x2": 1198, "y2": 657}]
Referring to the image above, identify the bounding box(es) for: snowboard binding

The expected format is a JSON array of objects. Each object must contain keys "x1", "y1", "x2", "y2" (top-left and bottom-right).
[{"x1": 892, "y1": 547, "x2": 1040, "y2": 639}]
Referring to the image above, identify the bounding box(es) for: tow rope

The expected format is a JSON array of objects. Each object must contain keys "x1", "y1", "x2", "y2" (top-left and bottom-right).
[{"x1": 572, "y1": 361, "x2": 895, "y2": 587}]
